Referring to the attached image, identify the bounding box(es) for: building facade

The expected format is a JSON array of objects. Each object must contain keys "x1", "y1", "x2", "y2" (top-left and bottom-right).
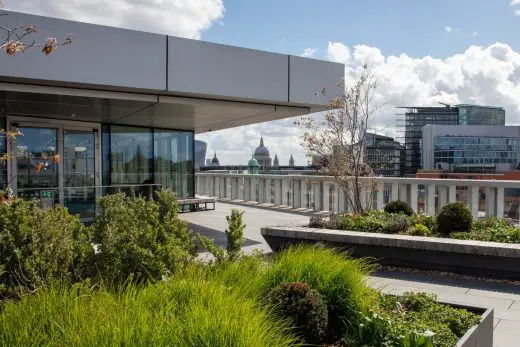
[
  {"x1": 194, "y1": 140, "x2": 207, "y2": 169},
  {"x1": 0, "y1": 10, "x2": 343, "y2": 220},
  {"x1": 422, "y1": 125, "x2": 520, "y2": 173},
  {"x1": 254, "y1": 137, "x2": 271, "y2": 170},
  {"x1": 398, "y1": 104, "x2": 505, "y2": 175},
  {"x1": 364, "y1": 133, "x2": 404, "y2": 177}
]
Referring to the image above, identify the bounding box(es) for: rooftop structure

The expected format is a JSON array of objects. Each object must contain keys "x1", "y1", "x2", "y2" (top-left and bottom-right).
[{"x1": 0, "y1": 10, "x2": 343, "y2": 220}]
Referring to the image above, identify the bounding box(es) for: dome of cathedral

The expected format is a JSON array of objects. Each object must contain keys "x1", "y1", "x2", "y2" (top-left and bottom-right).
[{"x1": 254, "y1": 136, "x2": 270, "y2": 157}]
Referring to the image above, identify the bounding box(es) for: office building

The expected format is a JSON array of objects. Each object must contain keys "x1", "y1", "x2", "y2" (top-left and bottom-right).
[
  {"x1": 0, "y1": 10, "x2": 342, "y2": 220},
  {"x1": 194, "y1": 140, "x2": 207, "y2": 169},
  {"x1": 397, "y1": 104, "x2": 505, "y2": 175},
  {"x1": 422, "y1": 125, "x2": 519, "y2": 173},
  {"x1": 364, "y1": 133, "x2": 404, "y2": 177}
]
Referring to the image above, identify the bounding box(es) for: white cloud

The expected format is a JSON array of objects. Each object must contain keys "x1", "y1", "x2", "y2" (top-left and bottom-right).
[
  {"x1": 300, "y1": 48, "x2": 318, "y2": 58},
  {"x1": 5, "y1": 0, "x2": 225, "y2": 39},
  {"x1": 199, "y1": 42, "x2": 520, "y2": 166},
  {"x1": 511, "y1": 0, "x2": 520, "y2": 5},
  {"x1": 516, "y1": 9, "x2": 520, "y2": 16},
  {"x1": 327, "y1": 41, "x2": 351, "y2": 64},
  {"x1": 472, "y1": 31, "x2": 478, "y2": 37},
  {"x1": 445, "y1": 26, "x2": 453, "y2": 33}
]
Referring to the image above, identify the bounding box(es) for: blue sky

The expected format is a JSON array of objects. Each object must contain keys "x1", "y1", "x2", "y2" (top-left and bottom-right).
[
  {"x1": 204, "y1": 0, "x2": 519, "y2": 60},
  {"x1": 6, "y1": 0, "x2": 520, "y2": 166}
]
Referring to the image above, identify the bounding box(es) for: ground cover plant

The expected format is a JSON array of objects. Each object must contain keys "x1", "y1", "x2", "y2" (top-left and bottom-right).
[
  {"x1": 0, "y1": 194, "x2": 481, "y2": 347},
  {"x1": 310, "y1": 201, "x2": 520, "y2": 243}
]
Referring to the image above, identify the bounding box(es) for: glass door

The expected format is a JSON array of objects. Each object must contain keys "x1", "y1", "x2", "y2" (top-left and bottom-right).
[
  {"x1": 8, "y1": 117, "x2": 101, "y2": 220},
  {"x1": 63, "y1": 129, "x2": 98, "y2": 220},
  {"x1": 13, "y1": 127, "x2": 59, "y2": 206}
]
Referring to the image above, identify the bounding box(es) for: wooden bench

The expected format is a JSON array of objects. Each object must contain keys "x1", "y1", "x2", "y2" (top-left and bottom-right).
[{"x1": 177, "y1": 197, "x2": 216, "y2": 212}]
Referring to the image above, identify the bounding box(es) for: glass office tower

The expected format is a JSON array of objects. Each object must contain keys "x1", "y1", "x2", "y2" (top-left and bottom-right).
[{"x1": 397, "y1": 105, "x2": 506, "y2": 175}]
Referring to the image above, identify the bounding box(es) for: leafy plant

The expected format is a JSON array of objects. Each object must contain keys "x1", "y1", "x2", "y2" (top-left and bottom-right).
[
  {"x1": 409, "y1": 224, "x2": 432, "y2": 237},
  {"x1": 384, "y1": 200, "x2": 414, "y2": 216},
  {"x1": 260, "y1": 245, "x2": 376, "y2": 340},
  {"x1": 384, "y1": 214, "x2": 411, "y2": 234},
  {"x1": 225, "y1": 209, "x2": 246, "y2": 260},
  {"x1": 266, "y1": 282, "x2": 328, "y2": 344},
  {"x1": 89, "y1": 191, "x2": 198, "y2": 284},
  {"x1": 199, "y1": 208, "x2": 247, "y2": 263},
  {"x1": 0, "y1": 199, "x2": 89, "y2": 298},
  {"x1": 436, "y1": 202, "x2": 473, "y2": 235}
]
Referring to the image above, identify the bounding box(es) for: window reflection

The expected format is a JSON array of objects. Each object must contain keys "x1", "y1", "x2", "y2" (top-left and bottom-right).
[
  {"x1": 110, "y1": 126, "x2": 152, "y2": 185},
  {"x1": 15, "y1": 127, "x2": 58, "y2": 193},
  {"x1": 154, "y1": 130, "x2": 193, "y2": 197}
]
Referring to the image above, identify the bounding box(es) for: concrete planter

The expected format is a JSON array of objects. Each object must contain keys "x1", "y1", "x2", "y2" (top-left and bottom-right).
[
  {"x1": 452, "y1": 304, "x2": 493, "y2": 347},
  {"x1": 261, "y1": 226, "x2": 520, "y2": 280}
]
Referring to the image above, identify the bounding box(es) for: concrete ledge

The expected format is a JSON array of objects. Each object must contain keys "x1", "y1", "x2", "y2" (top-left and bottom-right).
[
  {"x1": 261, "y1": 226, "x2": 520, "y2": 280},
  {"x1": 456, "y1": 306, "x2": 493, "y2": 347}
]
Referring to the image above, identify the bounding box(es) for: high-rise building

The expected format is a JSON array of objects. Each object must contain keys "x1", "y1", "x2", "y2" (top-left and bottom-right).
[
  {"x1": 364, "y1": 133, "x2": 404, "y2": 177},
  {"x1": 422, "y1": 125, "x2": 520, "y2": 174},
  {"x1": 194, "y1": 140, "x2": 207, "y2": 168},
  {"x1": 289, "y1": 154, "x2": 295, "y2": 167},
  {"x1": 397, "y1": 104, "x2": 505, "y2": 175}
]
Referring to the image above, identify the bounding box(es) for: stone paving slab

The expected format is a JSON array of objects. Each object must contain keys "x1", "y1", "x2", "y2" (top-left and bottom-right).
[
  {"x1": 467, "y1": 289, "x2": 520, "y2": 301},
  {"x1": 494, "y1": 320, "x2": 520, "y2": 347}
]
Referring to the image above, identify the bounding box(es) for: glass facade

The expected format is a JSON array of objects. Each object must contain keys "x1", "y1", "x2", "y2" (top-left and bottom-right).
[
  {"x1": 154, "y1": 130, "x2": 194, "y2": 197},
  {"x1": 102, "y1": 125, "x2": 194, "y2": 198},
  {"x1": 458, "y1": 105, "x2": 505, "y2": 126},
  {"x1": 433, "y1": 136, "x2": 518, "y2": 172},
  {"x1": 401, "y1": 105, "x2": 506, "y2": 175}
]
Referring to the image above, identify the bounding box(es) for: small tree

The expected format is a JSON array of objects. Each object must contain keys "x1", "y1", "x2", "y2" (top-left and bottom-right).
[{"x1": 299, "y1": 65, "x2": 381, "y2": 213}]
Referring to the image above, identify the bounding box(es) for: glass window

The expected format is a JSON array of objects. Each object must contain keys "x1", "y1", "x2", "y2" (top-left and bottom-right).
[
  {"x1": 110, "y1": 126, "x2": 152, "y2": 185},
  {"x1": 154, "y1": 130, "x2": 194, "y2": 198}
]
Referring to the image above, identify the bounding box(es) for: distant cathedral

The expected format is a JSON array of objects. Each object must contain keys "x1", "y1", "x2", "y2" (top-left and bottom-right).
[{"x1": 252, "y1": 136, "x2": 295, "y2": 170}]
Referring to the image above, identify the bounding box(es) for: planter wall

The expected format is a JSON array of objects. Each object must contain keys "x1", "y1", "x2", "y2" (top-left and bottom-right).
[
  {"x1": 455, "y1": 305, "x2": 493, "y2": 347},
  {"x1": 261, "y1": 226, "x2": 520, "y2": 280}
]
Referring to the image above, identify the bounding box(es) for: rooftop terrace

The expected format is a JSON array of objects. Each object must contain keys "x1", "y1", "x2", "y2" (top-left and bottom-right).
[{"x1": 182, "y1": 202, "x2": 520, "y2": 347}]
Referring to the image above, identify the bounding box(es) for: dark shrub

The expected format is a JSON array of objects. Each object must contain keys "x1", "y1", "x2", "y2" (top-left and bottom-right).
[
  {"x1": 384, "y1": 214, "x2": 410, "y2": 234},
  {"x1": 260, "y1": 246, "x2": 376, "y2": 340},
  {"x1": 0, "y1": 199, "x2": 91, "y2": 298},
  {"x1": 89, "y1": 190, "x2": 198, "y2": 284},
  {"x1": 383, "y1": 200, "x2": 413, "y2": 216},
  {"x1": 266, "y1": 282, "x2": 328, "y2": 344},
  {"x1": 436, "y1": 202, "x2": 473, "y2": 235}
]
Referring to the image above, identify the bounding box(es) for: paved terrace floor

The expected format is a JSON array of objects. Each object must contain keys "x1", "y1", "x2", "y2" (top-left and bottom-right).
[{"x1": 180, "y1": 202, "x2": 520, "y2": 347}]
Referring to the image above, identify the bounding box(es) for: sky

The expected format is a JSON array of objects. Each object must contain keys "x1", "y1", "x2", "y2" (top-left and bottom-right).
[{"x1": 5, "y1": 0, "x2": 520, "y2": 166}]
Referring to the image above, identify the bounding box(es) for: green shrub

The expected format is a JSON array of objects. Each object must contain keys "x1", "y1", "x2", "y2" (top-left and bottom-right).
[
  {"x1": 260, "y1": 245, "x2": 376, "y2": 340},
  {"x1": 384, "y1": 214, "x2": 411, "y2": 234},
  {"x1": 409, "y1": 223, "x2": 432, "y2": 237},
  {"x1": 452, "y1": 217, "x2": 520, "y2": 243},
  {"x1": 384, "y1": 200, "x2": 414, "y2": 216},
  {"x1": 0, "y1": 199, "x2": 90, "y2": 298},
  {"x1": 436, "y1": 202, "x2": 473, "y2": 235},
  {"x1": 89, "y1": 191, "x2": 198, "y2": 284},
  {"x1": 266, "y1": 282, "x2": 328, "y2": 344},
  {"x1": 199, "y1": 208, "x2": 247, "y2": 263},
  {"x1": 411, "y1": 214, "x2": 436, "y2": 231},
  {"x1": 0, "y1": 270, "x2": 298, "y2": 347}
]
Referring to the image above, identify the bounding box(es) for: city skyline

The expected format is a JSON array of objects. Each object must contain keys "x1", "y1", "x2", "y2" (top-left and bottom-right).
[{"x1": 8, "y1": 0, "x2": 520, "y2": 166}]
